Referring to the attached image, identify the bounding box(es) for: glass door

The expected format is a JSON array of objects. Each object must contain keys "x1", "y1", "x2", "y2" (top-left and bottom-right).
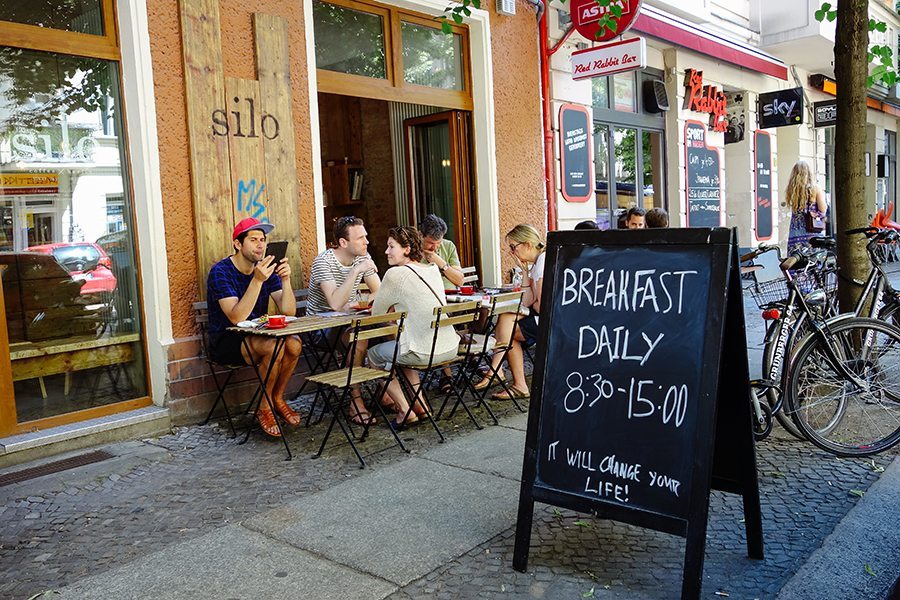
[
  {"x1": 404, "y1": 110, "x2": 477, "y2": 267},
  {"x1": 594, "y1": 124, "x2": 665, "y2": 229}
]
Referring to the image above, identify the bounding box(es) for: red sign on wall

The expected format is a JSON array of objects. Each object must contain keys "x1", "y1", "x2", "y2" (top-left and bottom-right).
[
  {"x1": 683, "y1": 69, "x2": 727, "y2": 133},
  {"x1": 570, "y1": 0, "x2": 643, "y2": 43}
]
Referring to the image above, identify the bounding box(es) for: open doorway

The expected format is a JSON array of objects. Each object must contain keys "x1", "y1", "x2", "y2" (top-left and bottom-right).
[{"x1": 317, "y1": 93, "x2": 477, "y2": 273}]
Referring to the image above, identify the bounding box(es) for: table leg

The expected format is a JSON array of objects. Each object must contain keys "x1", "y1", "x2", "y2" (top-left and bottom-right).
[{"x1": 240, "y1": 336, "x2": 292, "y2": 460}]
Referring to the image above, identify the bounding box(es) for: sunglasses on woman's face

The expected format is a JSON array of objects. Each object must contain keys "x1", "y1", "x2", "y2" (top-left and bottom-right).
[{"x1": 509, "y1": 242, "x2": 522, "y2": 253}]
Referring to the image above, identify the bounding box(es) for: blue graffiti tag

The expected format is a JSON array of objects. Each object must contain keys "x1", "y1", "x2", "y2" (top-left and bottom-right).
[{"x1": 236, "y1": 179, "x2": 268, "y2": 222}]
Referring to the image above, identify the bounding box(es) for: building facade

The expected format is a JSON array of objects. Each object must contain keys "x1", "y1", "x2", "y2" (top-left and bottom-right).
[
  {"x1": 0, "y1": 0, "x2": 546, "y2": 435},
  {"x1": 547, "y1": 0, "x2": 900, "y2": 248}
]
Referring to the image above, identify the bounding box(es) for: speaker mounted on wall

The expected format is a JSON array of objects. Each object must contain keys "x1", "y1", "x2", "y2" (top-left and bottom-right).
[{"x1": 643, "y1": 79, "x2": 669, "y2": 113}]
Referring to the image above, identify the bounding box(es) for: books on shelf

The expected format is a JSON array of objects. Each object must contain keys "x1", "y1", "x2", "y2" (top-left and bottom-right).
[{"x1": 350, "y1": 171, "x2": 363, "y2": 201}]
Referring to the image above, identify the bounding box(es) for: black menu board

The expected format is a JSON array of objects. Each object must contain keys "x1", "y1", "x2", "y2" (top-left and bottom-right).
[
  {"x1": 685, "y1": 121, "x2": 722, "y2": 227},
  {"x1": 754, "y1": 131, "x2": 773, "y2": 240},
  {"x1": 559, "y1": 104, "x2": 593, "y2": 203},
  {"x1": 514, "y1": 228, "x2": 763, "y2": 600}
]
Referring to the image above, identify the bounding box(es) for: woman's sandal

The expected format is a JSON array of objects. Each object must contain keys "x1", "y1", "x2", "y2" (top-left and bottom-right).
[
  {"x1": 273, "y1": 399, "x2": 301, "y2": 427},
  {"x1": 347, "y1": 405, "x2": 377, "y2": 426},
  {"x1": 491, "y1": 386, "x2": 530, "y2": 401},
  {"x1": 388, "y1": 414, "x2": 420, "y2": 433},
  {"x1": 437, "y1": 375, "x2": 454, "y2": 394},
  {"x1": 473, "y1": 371, "x2": 506, "y2": 390},
  {"x1": 257, "y1": 409, "x2": 282, "y2": 437}
]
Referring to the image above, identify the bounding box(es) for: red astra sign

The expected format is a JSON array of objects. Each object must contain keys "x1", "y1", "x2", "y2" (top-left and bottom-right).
[
  {"x1": 683, "y1": 69, "x2": 727, "y2": 133},
  {"x1": 570, "y1": 0, "x2": 643, "y2": 43}
]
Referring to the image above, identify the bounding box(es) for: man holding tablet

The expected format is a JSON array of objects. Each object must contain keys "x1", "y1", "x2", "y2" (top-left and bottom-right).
[{"x1": 206, "y1": 217, "x2": 301, "y2": 437}]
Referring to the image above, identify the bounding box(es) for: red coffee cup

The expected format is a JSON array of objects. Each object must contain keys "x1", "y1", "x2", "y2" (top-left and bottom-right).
[
  {"x1": 459, "y1": 285, "x2": 474, "y2": 295},
  {"x1": 268, "y1": 314, "x2": 286, "y2": 329}
]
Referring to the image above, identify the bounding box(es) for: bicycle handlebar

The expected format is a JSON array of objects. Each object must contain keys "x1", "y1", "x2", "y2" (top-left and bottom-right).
[
  {"x1": 845, "y1": 226, "x2": 878, "y2": 236},
  {"x1": 740, "y1": 243, "x2": 780, "y2": 263},
  {"x1": 780, "y1": 256, "x2": 800, "y2": 271}
]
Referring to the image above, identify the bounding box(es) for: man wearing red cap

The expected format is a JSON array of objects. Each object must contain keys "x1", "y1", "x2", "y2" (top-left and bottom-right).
[{"x1": 206, "y1": 217, "x2": 301, "y2": 437}]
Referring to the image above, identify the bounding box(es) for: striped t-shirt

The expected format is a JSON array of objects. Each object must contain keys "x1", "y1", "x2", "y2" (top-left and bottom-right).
[{"x1": 307, "y1": 248, "x2": 376, "y2": 314}]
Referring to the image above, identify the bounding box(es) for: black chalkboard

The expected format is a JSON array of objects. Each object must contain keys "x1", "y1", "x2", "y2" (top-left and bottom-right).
[
  {"x1": 514, "y1": 228, "x2": 763, "y2": 600},
  {"x1": 559, "y1": 104, "x2": 593, "y2": 203},
  {"x1": 685, "y1": 121, "x2": 722, "y2": 227},
  {"x1": 754, "y1": 131, "x2": 773, "y2": 240}
]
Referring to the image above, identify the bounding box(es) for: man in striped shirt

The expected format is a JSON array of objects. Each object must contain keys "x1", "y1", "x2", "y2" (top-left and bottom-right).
[{"x1": 307, "y1": 216, "x2": 381, "y2": 424}]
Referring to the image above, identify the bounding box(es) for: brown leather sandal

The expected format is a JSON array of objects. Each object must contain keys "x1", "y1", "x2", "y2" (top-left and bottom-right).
[
  {"x1": 273, "y1": 399, "x2": 301, "y2": 426},
  {"x1": 257, "y1": 409, "x2": 281, "y2": 437}
]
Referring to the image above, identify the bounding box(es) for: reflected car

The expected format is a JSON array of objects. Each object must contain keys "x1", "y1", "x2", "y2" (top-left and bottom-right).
[{"x1": 26, "y1": 242, "x2": 117, "y2": 296}]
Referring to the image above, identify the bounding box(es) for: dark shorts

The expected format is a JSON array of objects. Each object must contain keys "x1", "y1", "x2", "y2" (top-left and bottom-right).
[
  {"x1": 208, "y1": 331, "x2": 249, "y2": 366},
  {"x1": 518, "y1": 313, "x2": 540, "y2": 346}
]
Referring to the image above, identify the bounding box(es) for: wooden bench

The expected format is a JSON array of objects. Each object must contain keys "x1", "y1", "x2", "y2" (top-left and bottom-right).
[{"x1": 10, "y1": 333, "x2": 141, "y2": 398}]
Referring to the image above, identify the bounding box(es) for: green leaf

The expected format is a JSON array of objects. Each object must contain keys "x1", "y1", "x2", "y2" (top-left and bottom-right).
[
  {"x1": 472, "y1": 0, "x2": 481, "y2": 8},
  {"x1": 849, "y1": 489, "x2": 865, "y2": 497},
  {"x1": 553, "y1": 508, "x2": 564, "y2": 519},
  {"x1": 451, "y1": 11, "x2": 463, "y2": 24},
  {"x1": 815, "y1": 8, "x2": 826, "y2": 21},
  {"x1": 610, "y1": 4, "x2": 624, "y2": 18},
  {"x1": 876, "y1": 21, "x2": 888, "y2": 33},
  {"x1": 827, "y1": 10, "x2": 836, "y2": 22},
  {"x1": 573, "y1": 519, "x2": 592, "y2": 528},
  {"x1": 582, "y1": 588, "x2": 595, "y2": 598},
  {"x1": 868, "y1": 460, "x2": 885, "y2": 473},
  {"x1": 765, "y1": 470, "x2": 786, "y2": 478},
  {"x1": 865, "y1": 564, "x2": 877, "y2": 576},
  {"x1": 441, "y1": 20, "x2": 452, "y2": 34},
  {"x1": 462, "y1": 6, "x2": 471, "y2": 16}
]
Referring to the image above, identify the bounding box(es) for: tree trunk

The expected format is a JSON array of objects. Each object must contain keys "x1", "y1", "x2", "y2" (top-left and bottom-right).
[{"x1": 834, "y1": 0, "x2": 870, "y2": 311}]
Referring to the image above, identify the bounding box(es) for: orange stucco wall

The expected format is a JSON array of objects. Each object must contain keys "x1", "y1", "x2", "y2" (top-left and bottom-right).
[
  {"x1": 488, "y1": 7, "x2": 546, "y2": 274},
  {"x1": 148, "y1": 0, "x2": 543, "y2": 341},
  {"x1": 148, "y1": 0, "x2": 316, "y2": 339}
]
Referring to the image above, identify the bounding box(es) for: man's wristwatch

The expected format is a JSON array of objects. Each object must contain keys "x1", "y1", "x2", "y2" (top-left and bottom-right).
[{"x1": 440, "y1": 263, "x2": 449, "y2": 272}]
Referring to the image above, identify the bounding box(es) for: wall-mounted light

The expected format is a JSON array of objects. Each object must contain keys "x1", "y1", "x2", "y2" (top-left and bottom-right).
[{"x1": 441, "y1": 159, "x2": 451, "y2": 168}]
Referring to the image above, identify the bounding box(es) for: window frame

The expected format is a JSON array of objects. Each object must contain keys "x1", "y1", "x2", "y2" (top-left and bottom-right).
[
  {"x1": 314, "y1": 0, "x2": 473, "y2": 110},
  {"x1": 0, "y1": 0, "x2": 119, "y2": 61},
  {"x1": 0, "y1": 0, "x2": 153, "y2": 435}
]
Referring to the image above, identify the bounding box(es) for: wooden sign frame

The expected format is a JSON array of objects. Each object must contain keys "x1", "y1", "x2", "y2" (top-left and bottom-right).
[{"x1": 513, "y1": 227, "x2": 763, "y2": 599}]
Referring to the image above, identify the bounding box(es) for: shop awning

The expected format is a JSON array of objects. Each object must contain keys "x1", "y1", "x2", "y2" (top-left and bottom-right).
[{"x1": 633, "y1": 5, "x2": 788, "y2": 81}]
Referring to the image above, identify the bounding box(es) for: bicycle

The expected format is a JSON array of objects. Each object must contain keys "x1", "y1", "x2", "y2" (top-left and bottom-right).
[{"x1": 782, "y1": 254, "x2": 900, "y2": 456}]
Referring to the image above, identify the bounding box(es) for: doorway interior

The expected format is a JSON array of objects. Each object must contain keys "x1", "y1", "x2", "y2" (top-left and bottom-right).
[{"x1": 317, "y1": 93, "x2": 477, "y2": 273}]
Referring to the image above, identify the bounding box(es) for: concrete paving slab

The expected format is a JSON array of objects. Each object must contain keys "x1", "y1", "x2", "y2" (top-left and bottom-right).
[
  {"x1": 55, "y1": 524, "x2": 396, "y2": 600},
  {"x1": 422, "y1": 420, "x2": 525, "y2": 481},
  {"x1": 245, "y1": 457, "x2": 518, "y2": 586},
  {"x1": 776, "y1": 454, "x2": 900, "y2": 600},
  {"x1": 499, "y1": 412, "x2": 529, "y2": 431}
]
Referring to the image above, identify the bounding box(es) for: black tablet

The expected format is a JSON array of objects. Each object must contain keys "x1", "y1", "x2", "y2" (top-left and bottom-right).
[{"x1": 265, "y1": 240, "x2": 288, "y2": 264}]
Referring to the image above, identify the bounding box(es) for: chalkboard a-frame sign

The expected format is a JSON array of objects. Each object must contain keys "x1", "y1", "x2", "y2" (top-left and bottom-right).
[{"x1": 513, "y1": 228, "x2": 764, "y2": 600}]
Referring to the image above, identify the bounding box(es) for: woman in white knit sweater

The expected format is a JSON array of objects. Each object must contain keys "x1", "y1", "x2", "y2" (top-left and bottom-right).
[{"x1": 369, "y1": 226, "x2": 459, "y2": 429}]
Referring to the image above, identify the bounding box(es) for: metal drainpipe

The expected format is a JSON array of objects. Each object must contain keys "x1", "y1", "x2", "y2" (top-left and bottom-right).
[{"x1": 526, "y1": 0, "x2": 557, "y2": 231}]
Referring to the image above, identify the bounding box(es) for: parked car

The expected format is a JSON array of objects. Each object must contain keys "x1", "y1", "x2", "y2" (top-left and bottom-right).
[
  {"x1": 26, "y1": 242, "x2": 117, "y2": 296},
  {"x1": 1, "y1": 252, "x2": 102, "y2": 342}
]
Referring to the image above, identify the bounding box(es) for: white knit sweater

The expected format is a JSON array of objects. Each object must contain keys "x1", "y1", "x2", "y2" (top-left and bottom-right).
[{"x1": 371, "y1": 262, "x2": 459, "y2": 357}]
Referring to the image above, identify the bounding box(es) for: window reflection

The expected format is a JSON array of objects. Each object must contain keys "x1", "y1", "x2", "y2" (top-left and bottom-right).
[
  {"x1": 0, "y1": 46, "x2": 146, "y2": 423},
  {"x1": 313, "y1": 1, "x2": 387, "y2": 79},
  {"x1": 401, "y1": 21, "x2": 463, "y2": 90},
  {"x1": 0, "y1": 1, "x2": 104, "y2": 36}
]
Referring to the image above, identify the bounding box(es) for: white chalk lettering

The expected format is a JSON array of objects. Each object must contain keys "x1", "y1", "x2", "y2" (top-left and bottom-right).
[
  {"x1": 558, "y1": 268, "x2": 698, "y2": 315},
  {"x1": 584, "y1": 476, "x2": 630, "y2": 503}
]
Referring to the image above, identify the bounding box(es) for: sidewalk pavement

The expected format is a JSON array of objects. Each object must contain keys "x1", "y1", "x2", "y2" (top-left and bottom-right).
[
  {"x1": 1, "y1": 281, "x2": 898, "y2": 599},
  {"x1": 0, "y1": 407, "x2": 892, "y2": 600}
]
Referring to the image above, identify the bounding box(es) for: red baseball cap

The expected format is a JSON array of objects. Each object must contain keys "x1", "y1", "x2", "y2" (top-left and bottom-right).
[{"x1": 232, "y1": 217, "x2": 274, "y2": 240}]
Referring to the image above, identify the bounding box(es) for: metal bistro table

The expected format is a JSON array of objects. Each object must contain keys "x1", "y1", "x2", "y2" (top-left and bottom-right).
[{"x1": 228, "y1": 312, "x2": 357, "y2": 459}]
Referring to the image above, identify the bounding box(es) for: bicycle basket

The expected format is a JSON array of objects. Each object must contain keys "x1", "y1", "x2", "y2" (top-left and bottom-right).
[{"x1": 746, "y1": 277, "x2": 790, "y2": 308}]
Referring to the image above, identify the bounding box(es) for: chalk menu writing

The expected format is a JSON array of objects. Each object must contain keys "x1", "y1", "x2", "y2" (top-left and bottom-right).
[
  {"x1": 560, "y1": 104, "x2": 593, "y2": 203},
  {"x1": 754, "y1": 131, "x2": 773, "y2": 240},
  {"x1": 534, "y1": 244, "x2": 712, "y2": 519},
  {"x1": 685, "y1": 121, "x2": 721, "y2": 227}
]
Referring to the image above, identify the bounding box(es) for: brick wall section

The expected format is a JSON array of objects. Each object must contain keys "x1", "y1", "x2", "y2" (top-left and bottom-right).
[
  {"x1": 360, "y1": 98, "x2": 397, "y2": 273},
  {"x1": 164, "y1": 336, "x2": 309, "y2": 426}
]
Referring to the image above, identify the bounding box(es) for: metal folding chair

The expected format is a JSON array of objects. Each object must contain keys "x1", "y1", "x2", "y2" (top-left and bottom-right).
[
  {"x1": 306, "y1": 312, "x2": 407, "y2": 468},
  {"x1": 389, "y1": 299, "x2": 482, "y2": 437},
  {"x1": 467, "y1": 291, "x2": 527, "y2": 414},
  {"x1": 194, "y1": 301, "x2": 257, "y2": 437}
]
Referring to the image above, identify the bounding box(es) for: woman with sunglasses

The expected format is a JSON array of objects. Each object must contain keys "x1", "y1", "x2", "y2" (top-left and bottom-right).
[{"x1": 474, "y1": 223, "x2": 545, "y2": 400}]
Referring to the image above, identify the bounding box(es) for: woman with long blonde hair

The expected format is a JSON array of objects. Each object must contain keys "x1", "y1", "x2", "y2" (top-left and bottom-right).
[
  {"x1": 473, "y1": 223, "x2": 546, "y2": 400},
  {"x1": 786, "y1": 160, "x2": 828, "y2": 252}
]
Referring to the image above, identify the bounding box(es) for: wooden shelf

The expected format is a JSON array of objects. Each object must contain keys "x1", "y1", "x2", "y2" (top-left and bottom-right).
[{"x1": 323, "y1": 163, "x2": 364, "y2": 206}]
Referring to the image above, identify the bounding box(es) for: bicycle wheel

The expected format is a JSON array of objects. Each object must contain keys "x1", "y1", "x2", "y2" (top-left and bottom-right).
[
  {"x1": 786, "y1": 317, "x2": 900, "y2": 457},
  {"x1": 761, "y1": 313, "x2": 807, "y2": 440}
]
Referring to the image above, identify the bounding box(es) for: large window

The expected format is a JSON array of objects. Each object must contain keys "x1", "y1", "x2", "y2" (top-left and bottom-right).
[
  {"x1": 0, "y1": 6, "x2": 148, "y2": 433},
  {"x1": 313, "y1": 0, "x2": 472, "y2": 110},
  {"x1": 592, "y1": 70, "x2": 666, "y2": 229}
]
